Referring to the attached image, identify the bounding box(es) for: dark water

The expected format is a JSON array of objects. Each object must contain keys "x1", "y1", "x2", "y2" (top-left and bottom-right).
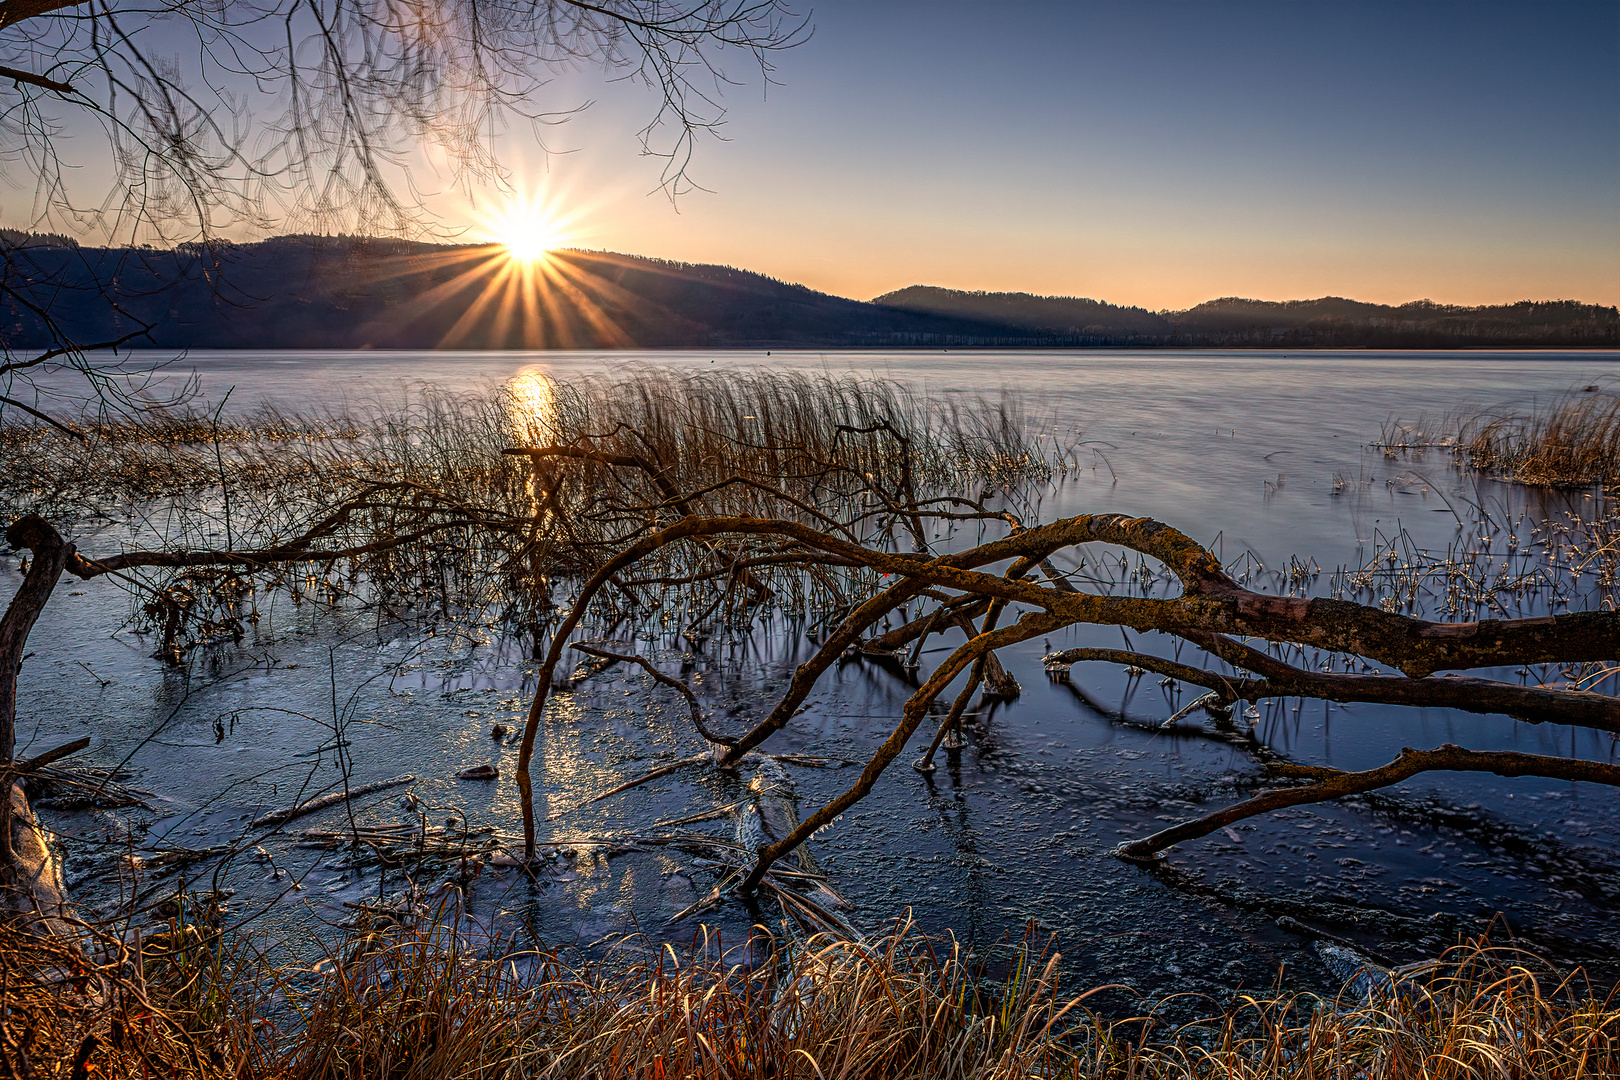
[{"x1": 13, "y1": 348, "x2": 1620, "y2": 1005}]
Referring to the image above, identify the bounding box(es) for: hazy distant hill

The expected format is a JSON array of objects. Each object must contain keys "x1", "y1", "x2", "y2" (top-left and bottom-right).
[
  {"x1": 872, "y1": 286, "x2": 1172, "y2": 339},
  {"x1": 3, "y1": 233, "x2": 1614, "y2": 350},
  {"x1": 882, "y1": 287, "x2": 1619, "y2": 348},
  {"x1": 1171, "y1": 296, "x2": 1618, "y2": 346}
]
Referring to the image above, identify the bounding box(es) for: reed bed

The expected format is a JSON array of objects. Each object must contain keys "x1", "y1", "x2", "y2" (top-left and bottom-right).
[
  {"x1": 2, "y1": 917, "x2": 1615, "y2": 1078},
  {"x1": 0, "y1": 369, "x2": 1055, "y2": 660},
  {"x1": 0, "y1": 369, "x2": 1046, "y2": 519},
  {"x1": 1460, "y1": 390, "x2": 1620, "y2": 487},
  {"x1": 1380, "y1": 388, "x2": 1620, "y2": 487},
  {"x1": 1321, "y1": 495, "x2": 1620, "y2": 620}
]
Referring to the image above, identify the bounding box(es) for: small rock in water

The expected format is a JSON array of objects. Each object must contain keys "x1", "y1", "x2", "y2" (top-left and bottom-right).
[
  {"x1": 456, "y1": 764, "x2": 499, "y2": 781},
  {"x1": 489, "y1": 723, "x2": 510, "y2": 740}
]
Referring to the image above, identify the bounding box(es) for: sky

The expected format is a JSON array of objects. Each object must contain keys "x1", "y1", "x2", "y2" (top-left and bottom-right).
[
  {"x1": 451, "y1": 0, "x2": 1618, "y2": 309},
  {"x1": 11, "y1": 0, "x2": 1620, "y2": 309}
]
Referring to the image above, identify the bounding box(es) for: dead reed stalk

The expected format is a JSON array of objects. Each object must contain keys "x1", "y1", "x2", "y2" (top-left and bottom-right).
[{"x1": 1462, "y1": 390, "x2": 1620, "y2": 486}]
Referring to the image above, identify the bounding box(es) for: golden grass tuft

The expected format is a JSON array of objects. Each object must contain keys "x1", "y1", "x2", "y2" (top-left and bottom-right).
[
  {"x1": 1379, "y1": 388, "x2": 1620, "y2": 488},
  {"x1": 1456, "y1": 390, "x2": 1620, "y2": 487},
  {"x1": 2, "y1": 917, "x2": 1616, "y2": 1078}
]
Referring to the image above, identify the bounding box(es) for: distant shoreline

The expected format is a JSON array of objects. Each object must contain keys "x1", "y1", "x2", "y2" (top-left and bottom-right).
[{"x1": 5, "y1": 233, "x2": 1615, "y2": 352}]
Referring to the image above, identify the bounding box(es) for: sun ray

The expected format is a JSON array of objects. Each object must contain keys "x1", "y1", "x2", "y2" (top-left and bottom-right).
[
  {"x1": 439, "y1": 261, "x2": 518, "y2": 347},
  {"x1": 327, "y1": 185, "x2": 662, "y2": 348},
  {"x1": 539, "y1": 255, "x2": 645, "y2": 347}
]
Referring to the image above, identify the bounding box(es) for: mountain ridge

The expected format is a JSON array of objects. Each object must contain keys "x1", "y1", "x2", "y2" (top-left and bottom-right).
[{"x1": 3, "y1": 233, "x2": 1614, "y2": 350}]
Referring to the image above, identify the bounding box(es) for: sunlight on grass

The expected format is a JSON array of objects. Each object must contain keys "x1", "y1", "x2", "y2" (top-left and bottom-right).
[{"x1": 4, "y1": 916, "x2": 1617, "y2": 1078}]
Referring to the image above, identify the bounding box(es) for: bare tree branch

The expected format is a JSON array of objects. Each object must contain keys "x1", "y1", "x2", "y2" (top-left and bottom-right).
[{"x1": 1116, "y1": 744, "x2": 1620, "y2": 861}]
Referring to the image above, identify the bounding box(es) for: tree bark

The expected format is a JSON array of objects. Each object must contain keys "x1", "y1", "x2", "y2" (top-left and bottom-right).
[
  {"x1": 0, "y1": 516, "x2": 73, "y2": 765},
  {"x1": 0, "y1": 516, "x2": 73, "y2": 882}
]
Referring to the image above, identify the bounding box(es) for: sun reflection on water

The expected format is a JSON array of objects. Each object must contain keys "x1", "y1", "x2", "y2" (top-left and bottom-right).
[{"x1": 507, "y1": 369, "x2": 559, "y2": 445}]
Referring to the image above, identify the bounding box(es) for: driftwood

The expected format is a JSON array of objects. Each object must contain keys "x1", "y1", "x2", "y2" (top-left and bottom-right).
[
  {"x1": 248, "y1": 775, "x2": 416, "y2": 830},
  {"x1": 500, "y1": 500, "x2": 1616, "y2": 892},
  {"x1": 7, "y1": 737, "x2": 91, "y2": 778}
]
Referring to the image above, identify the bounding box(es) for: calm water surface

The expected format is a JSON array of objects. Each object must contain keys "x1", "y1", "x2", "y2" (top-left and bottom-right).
[{"x1": 14, "y1": 349, "x2": 1620, "y2": 1003}]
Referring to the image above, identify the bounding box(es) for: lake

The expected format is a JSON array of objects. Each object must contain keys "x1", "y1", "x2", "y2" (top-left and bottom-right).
[{"x1": 12, "y1": 347, "x2": 1619, "y2": 1004}]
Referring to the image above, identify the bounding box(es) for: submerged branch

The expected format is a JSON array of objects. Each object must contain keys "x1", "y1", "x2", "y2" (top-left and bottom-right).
[{"x1": 1116, "y1": 744, "x2": 1620, "y2": 861}]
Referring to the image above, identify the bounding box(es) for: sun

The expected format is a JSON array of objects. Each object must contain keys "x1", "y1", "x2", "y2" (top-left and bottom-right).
[
  {"x1": 483, "y1": 191, "x2": 571, "y2": 262},
  {"x1": 416, "y1": 181, "x2": 634, "y2": 348},
  {"x1": 502, "y1": 212, "x2": 564, "y2": 262}
]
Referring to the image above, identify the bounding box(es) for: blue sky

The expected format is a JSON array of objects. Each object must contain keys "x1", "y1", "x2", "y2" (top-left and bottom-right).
[
  {"x1": 11, "y1": 0, "x2": 1618, "y2": 307},
  {"x1": 488, "y1": 0, "x2": 1618, "y2": 306}
]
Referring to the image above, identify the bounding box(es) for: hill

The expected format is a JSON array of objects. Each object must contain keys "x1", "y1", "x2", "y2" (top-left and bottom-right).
[
  {"x1": 1, "y1": 236, "x2": 1022, "y2": 350},
  {"x1": 877, "y1": 288, "x2": 1619, "y2": 348},
  {"x1": 3, "y1": 234, "x2": 1615, "y2": 349},
  {"x1": 871, "y1": 287, "x2": 1172, "y2": 340}
]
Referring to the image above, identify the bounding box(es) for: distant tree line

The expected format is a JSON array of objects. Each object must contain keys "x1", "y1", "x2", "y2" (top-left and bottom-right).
[
  {"x1": 878, "y1": 287, "x2": 1620, "y2": 349},
  {"x1": 2, "y1": 234, "x2": 1615, "y2": 353}
]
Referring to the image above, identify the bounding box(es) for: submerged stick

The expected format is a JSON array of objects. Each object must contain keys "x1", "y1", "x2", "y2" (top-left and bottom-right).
[
  {"x1": 1115, "y1": 744, "x2": 1620, "y2": 861},
  {"x1": 547, "y1": 752, "x2": 713, "y2": 821},
  {"x1": 1159, "y1": 691, "x2": 1224, "y2": 729},
  {"x1": 250, "y1": 775, "x2": 415, "y2": 830}
]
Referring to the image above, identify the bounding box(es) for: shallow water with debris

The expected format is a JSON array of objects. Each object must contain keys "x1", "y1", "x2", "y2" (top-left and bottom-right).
[{"x1": 11, "y1": 348, "x2": 1619, "y2": 1007}]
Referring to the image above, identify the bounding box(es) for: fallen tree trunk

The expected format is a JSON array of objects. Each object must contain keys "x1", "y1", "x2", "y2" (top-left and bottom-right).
[{"x1": 492, "y1": 491, "x2": 1618, "y2": 879}]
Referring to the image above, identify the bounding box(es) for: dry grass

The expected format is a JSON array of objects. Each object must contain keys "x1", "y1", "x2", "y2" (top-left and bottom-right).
[
  {"x1": 1381, "y1": 389, "x2": 1620, "y2": 488},
  {"x1": 0, "y1": 369, "x2": 1057, "y2": 657},
  {"x1": 1459, "y1": 390, "x2": 1620, "y2": 488},
  {"x1": 1134, "y1": 944, "x2": 1620, "y2": 1079},
  {"x1": 3, "y1": 917, "x2": 1615, "y2": 1078}
]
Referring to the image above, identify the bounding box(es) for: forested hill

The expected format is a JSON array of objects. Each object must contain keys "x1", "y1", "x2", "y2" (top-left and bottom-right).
[
  {"x1": 1, "y1": 235, "x2": 1018, "y2": 350},
  {"x1": 4, "y1": 233, "x2": 1615, "y2": 349},
  {"x1": 876, "y1": 288, "x2": 1619, "y2": 348}
]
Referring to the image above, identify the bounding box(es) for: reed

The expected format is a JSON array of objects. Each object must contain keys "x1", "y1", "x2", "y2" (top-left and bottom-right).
[
  {"x1": 1461, "y1": 390, "x2": 1620, "y2": 487},
  {"x1": 3, "y1": 918, "x2": 1614, "y2": 1078},
  {"x1": 0, "y1": 369, "x2": 1048, "y2": 516},
  {"x1": 0, "y1": 369, "x2": 1055, "y2": 659},
  {"x1": 1381, "y1": 389, "x2": 1620, "y2": 488}
]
